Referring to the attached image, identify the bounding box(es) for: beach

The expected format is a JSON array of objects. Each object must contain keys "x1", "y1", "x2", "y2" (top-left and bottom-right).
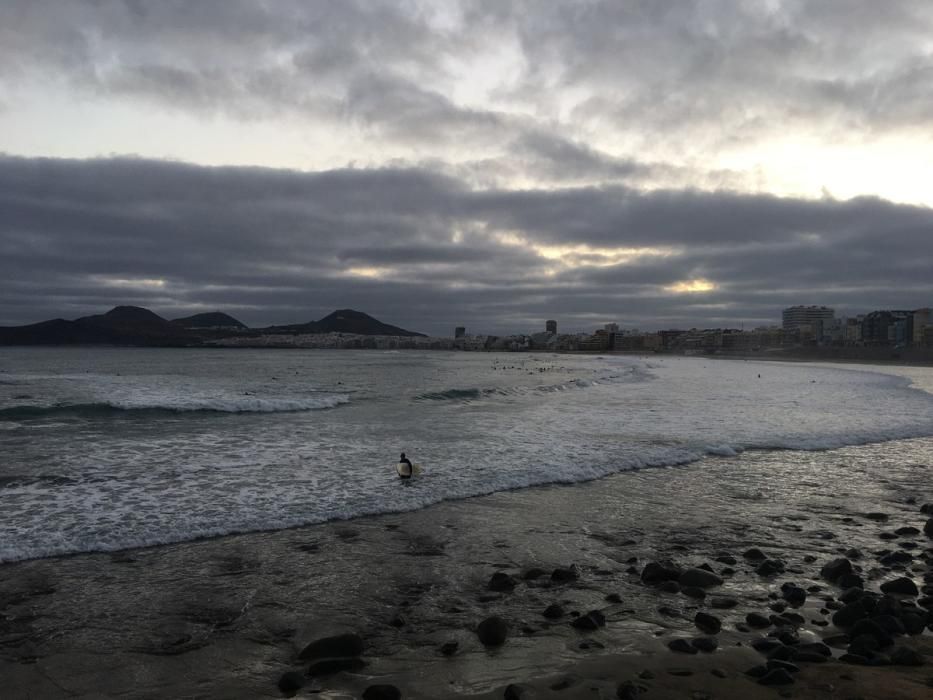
[{"x1": 2, "y1": 431, "x2": 932, "y2": 699}]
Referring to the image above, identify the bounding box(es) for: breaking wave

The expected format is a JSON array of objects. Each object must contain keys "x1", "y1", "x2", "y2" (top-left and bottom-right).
[{"x1": 0, "y1": 394, "x2": 350, "y2": 420}]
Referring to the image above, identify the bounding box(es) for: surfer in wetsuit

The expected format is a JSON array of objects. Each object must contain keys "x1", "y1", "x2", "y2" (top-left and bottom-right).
[{"x1": 398, "y1": 452, "x2": 413, "y2": 479}]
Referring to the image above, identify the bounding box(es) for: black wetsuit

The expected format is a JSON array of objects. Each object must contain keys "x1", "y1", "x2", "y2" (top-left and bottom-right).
[{"x1": 398, "y1": 458, "x2": 413, "y2": 479}]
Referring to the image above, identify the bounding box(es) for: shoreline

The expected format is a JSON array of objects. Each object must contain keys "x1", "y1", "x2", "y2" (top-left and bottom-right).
[{"x1": 2, "y1": 437, "x2": 932, "y2": 698}]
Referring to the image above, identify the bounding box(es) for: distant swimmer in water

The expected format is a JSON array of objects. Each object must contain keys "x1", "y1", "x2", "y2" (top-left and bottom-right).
[{"x1": 397, "y1": 452, "x2": 413, "y2": 479}]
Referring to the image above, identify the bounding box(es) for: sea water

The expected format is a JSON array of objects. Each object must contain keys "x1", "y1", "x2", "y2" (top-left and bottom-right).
[{"x1": 1, "y1": 347, "x2": 932, "y2": 562}]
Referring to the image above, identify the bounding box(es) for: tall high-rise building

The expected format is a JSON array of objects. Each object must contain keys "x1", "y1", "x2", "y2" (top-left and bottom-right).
[
  {"x1": 454, "y1": 326, "x2": 466, "y2": 338},
  {"x1": 782, "y1": 306, "x2": 835, "y2": 338},
  {"x1": 604, "y1": 322, "x2": 619, "y2": 333},
  {"x1": 546, "y1": 319, "x2": 557, "y2": 334}
]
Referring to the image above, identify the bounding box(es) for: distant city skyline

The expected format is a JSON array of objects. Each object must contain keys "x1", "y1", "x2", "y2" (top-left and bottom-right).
[{"x1": 1, "y1": 2, "x2": 932, "y2": 335}]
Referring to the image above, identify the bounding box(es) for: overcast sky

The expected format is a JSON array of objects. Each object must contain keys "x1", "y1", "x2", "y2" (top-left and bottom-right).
[{"x1": 1, "y1": 1, "x2": 932, "y2": 335}]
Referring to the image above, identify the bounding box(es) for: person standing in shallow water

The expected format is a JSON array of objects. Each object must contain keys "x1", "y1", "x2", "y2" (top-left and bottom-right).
[{"x1": 398, "y1": 452, "x2": 413, "y2": 479}]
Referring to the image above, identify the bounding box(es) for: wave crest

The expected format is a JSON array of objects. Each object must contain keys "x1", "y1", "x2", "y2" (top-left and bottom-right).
[{"x1": 0, "y1": 394, "x2": 350, "y2": 420}]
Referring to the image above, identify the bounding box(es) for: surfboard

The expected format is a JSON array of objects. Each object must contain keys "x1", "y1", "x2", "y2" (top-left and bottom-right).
[{"x1": 396, "y1": 462, "x2": 423, "y2": 477}]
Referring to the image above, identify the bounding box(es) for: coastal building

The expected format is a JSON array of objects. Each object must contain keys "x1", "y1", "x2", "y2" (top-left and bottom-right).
[
  {"x1": 604, "y1": 322, "x2": 619, "y2": 333},
  {"x1": 913, "y1": 308, "x2": 931, "y2": 345},
  {"x1": 454, "y1": 326, "x2": 466, "y2": 338},
  {"x1": 782, "y1": 305, "x2": 835, "y2": 341},
  {"x1": 545, "y1": 319, "x2": 557, "y2": 334}
]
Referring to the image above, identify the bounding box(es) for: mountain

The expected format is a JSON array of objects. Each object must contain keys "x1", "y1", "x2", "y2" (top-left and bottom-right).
[
  {"x1": 314, "y1": 309, "x2": 424, "y2": 336},
  {"x1": 267, "y1": 309, "x2": 424, "y2": 337},
  {"x1": 171, "y1": 312, "x2": 247, "y2": 329},
  {"x1": 0, "y1": 306, "x2": 423, "y2": 345},
  {"x1": 0, "y1": 306, "x2": 196, "y2": 346}
]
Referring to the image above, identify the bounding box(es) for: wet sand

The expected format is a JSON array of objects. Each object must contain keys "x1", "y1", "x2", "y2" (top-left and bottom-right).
[{"x1": 2, "y1": 437, "x2": 932, "y2": 699}]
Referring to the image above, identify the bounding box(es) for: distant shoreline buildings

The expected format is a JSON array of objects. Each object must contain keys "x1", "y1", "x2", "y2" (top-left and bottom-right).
[{"x1": 436, "y1": 305, "x2": 933, "y2": 354}]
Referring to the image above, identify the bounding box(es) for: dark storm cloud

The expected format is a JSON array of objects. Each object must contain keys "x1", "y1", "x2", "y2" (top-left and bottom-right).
[{"x1": 1, "y1": 155, "x2": 931, "y2": 334}]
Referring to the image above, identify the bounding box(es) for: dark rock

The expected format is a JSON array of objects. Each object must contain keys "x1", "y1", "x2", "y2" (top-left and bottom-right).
[
  {"x1": 881, "y1": 577, "x2": 919, "y2": 596},
  {"x1": 838, "y1": 574, "x2": 864, "y2": 589},
  {"x1": 298, "y1": 633, "x2": 364, "y2": 661},
  {"x1": 550, "y1": 566, "x2": 579, "y2": 583},
  {"x1": 848, "y1": 634, "x2": 880, "y2": 658},
  {"x1": 710, "y1": 597, "x2": 739, "y2": 609},
  {"x1": 768, "y1": 645, "x2": 795, "y2": 661},
  {"x1": 880, "y1": 551, "x2": 913, "y2": 567},
  {"x1": 820, "y1": 558, "x2": 853, "y2": 582},
  {"x1": 751, "y1": 638, "x2": 783, "y2": 653},
  {"x1": 824, "y1": 634, "x2": 850, "y2": 647},
  {"x1": 388, "y1": 614, "x2": 406, "y2": 628},
  {"x1": 758, "y1": 668, "x2": 795, "y2": 686},
  {"x1": 681, "y1": 586, "x2": 706, "y2": 599},
  {"x1": 902, "y1": 612, "x2": 927, "y2": 635},
  {"x1": 549, "y1": 676, "x2": 578, "y2": 691},
  {"x1": 641, "y1": 561, "x2": 681, "y2": 584},
  {"x1": 757, "y1": 559, "x2": 785, "y2": 576},
  {"x1": 896, "y1": 526, "x2": 921, "y2": 536},
  {"x1": 775, "y1": 628, "x2": 800, "y2": 646},
  {"x1": 744, "y1": 548, "x2": 767, "y2": 561},
  {"x1": 845, "y1": 548, "x2": 862, "y2": 559},
  {"x1": 746, "y1": 612, "x2": 771, "y2": 628},
  {"x1": 362, "y1": 685, "x2": 402, "y2": 700},
  {"x1": 679, "y1": 568, "x2": 723, "y2": 588},
  {"x1": 440, "y1": 641, "x2": 459, "y2": 656},
  {"x1": 668, "y1": 638, "x2": 698, "y2": 654},
  {"x1": 890, "y1": 646, "x2": 924, "y2": 666},
  {"x1": 797, "y1": 642, "x2": 832, "y2": 657},
  {"x1": 638, "y1": 670, "x2": 655, "y2": 679},
  {"x1": 278, "y1": 671, "x2": 305, "y2": 694},
  {"x1": 308, "y1": 657, "x2": 366, "y2": 676},
  {"x1": 866, "y1": 512, "x2": 889, "y2": 521},
  {"x1": 616, "y1": 680, "x2": 646, "y2": 699},
  {"x1": 840, "y1": 587, "x2": 864, "y2": 604},
  {"x1": 769, "y1": 601, "x2": 787, "y2": 613},
  {"x1": 657, "y1": 580, "x2": 681, "y2": 593},
  {"x1": 477, "y1": 616, "x2": 509, "y2": 647},
  {"x1": 721, "y1": 567, "x2": 735, "y2": 575},
  {"x1": 667, "y1": 669, "x2": 693, "y2": 677},
  {"x1": 781, "y1": 585, "x2": 807, "y2": 605},
  {"x1": 658, "y1": 606, "x2": 682, "y2": 617},
  {"x1": 504, "y1": 684, "x2": 526, "y2": 700},
  {"x1": 692, "y1": 636, "x2": 719, "y2": 652},
  {"x1": 851, "y1": 619, "x2": 894, "y2": 646},
  {"x1": 840, "y1": 653, "x2": 870, "y2": 665},
  {"x1": 921, "y1": 504, "x2": 933, "y2": 515},
  {"x1": 488, "y1": 572, "x2": 517, "y2": 592},
  {"x1": 715, "y1": 555, "x2": 737, "y2": 565},
  {"x1": 711, "y1": 668, "x2": 728, "y2": 678},
  {"x1": 791, "y1": 651, "x2": 828, "y2": 663},
  {"x1": 695, "y1": 612, "x2": 721, "y2": 634},
  {"x1": 873, "y1": 614, "x2": 906, "y2": 636},
  {"x1": 605, "y1": 593, "x2": 623, "y2": 603},
  {"x1": 571, "y1": 610, "x2": 606, "y2": 631},
  {"x1": 745, "y1": 665, "x2": 769, "y2": 678},
  {"x1": 832, "y1": 601, "x2": 869, "y2": 627},
  {"x1": 880, "y1": 532, "x2": 899, "y2": 540},
  {"x1": 924, "y1": 518, "x2": 933, "y2": 537},
  {"x1": 767, "y1": 659, "x2": 800, "y2": 673},
  {"x1": 543, "y1": 604, "x2": 564, "y2": 619},
  {"x1": 803, "y1": 555, "x2": 817, "y2": 563}
]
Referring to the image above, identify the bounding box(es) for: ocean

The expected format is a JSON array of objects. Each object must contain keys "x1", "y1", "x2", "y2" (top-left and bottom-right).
[{"x1": 2, "y1": 347, "x2": 933, "y2": 563}]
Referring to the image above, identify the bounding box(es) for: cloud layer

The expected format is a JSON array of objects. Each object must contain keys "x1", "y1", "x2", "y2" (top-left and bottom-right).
[{"x1": 2, "y1": 155, "x2": 930, "y2": 335}]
